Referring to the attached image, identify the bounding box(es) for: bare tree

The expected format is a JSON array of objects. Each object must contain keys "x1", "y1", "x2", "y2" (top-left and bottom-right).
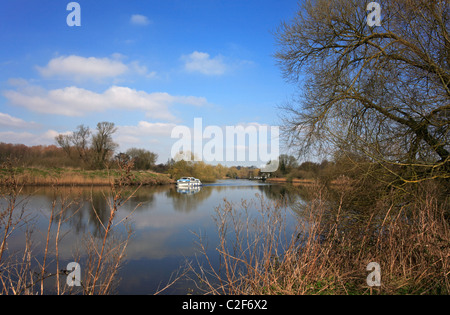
[
  {"x1": 72, "y1": 125, "x2": 91, "y2": 165},
  {"x1": 91, "y1": 122, "x2": 118, "y2": 169},
  {"x1": 55, "y1": 134, "x2": 72, "y2": 158},
  {"x1": 55, "y1": 125, "x2": 91, "y2": 167},
  {"x1": 56, "y1": 122, "x2": 117, "y2": 169},
  {"x1": 275, "y1": 0, "x2": 449, "y2": 185}
]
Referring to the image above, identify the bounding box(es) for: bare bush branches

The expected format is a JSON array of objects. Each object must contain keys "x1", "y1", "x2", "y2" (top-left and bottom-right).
[
  {"x1": 0, "y1": 160, "x2": 137, "y2": 295},
  {"x1": 190, "y1": 184, "x2": 449, "y2": 295}
]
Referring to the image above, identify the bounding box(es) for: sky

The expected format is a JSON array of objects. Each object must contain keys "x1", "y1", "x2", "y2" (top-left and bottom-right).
[{"x1": 0, "y1": 0, "x2": 300, "y2": 165}]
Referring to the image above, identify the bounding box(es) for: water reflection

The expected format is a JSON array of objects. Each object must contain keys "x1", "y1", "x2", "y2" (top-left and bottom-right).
[
  {"x1": 176, "y1": 186, "x2": 202, "y2": 195},
  {"x1": 8, "y1": 180, "x2": 309, "y2": 294}
]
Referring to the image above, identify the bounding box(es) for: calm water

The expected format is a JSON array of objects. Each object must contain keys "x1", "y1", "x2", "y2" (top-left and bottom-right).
[{"x1": 3, "y1": 179, "x2": 306, "y2": 294}]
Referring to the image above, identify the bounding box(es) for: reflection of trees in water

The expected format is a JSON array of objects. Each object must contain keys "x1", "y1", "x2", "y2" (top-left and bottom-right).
[
  {"x1": 165, "y1": 185, "x2": 213, "y2": 213},
  {"x1": 23, "y1": 184, "x2": 216, "y2": 235},
  {"x1": 258, "y1": 184, "x2": 312, "y2": 205},
  {"x1": 21, "y1": 182, "x2": 315, "y2": 236},
  {"x1": 166, "y1": 182, "x2": 313, "y2": 214},
  {"x1": 256, "y1": 183, "x2": 321, "y2": 223},
  {"x1": 22, "y1": 186, "x2": 110, "y2": 237},
  {"x1": 116, "y1": 186, "x2": 164, "y2": 211},
  {"x1": 21, "y1": 186, "x2": 157, "y2": 238}
]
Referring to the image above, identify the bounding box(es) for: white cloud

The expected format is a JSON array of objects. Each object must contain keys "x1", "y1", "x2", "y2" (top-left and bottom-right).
[
  {"x1": 36, "y1": 55, "x2": 157, "y2": 81},
  {"x1": 3, "y1": 85, "x2": 208, "y2": 120},
  {"x1": 0, "y1": 130, "x2": 60, "y2": 146},
  {"x1": 36, "y1": 55, "x2": 128, "y2": 79},
  {"x1": 114, "y1": 121, "x2": 179, "y2": 160},
  {"x1": 181, "y1": 51, "x2": 227, "y2": 75},
  {"x1": 129, "y1": 61, "x2": 158, "y2": 79},
  {"x1": 118, "y1": 121, "x2": 177, "y2": 137},
  {"x1": 130, "y1": 14, "x2": 151, "y2": 26},
  {"x1": 0, "y1": 112, "x2": 37, "y2": 128},
  {"x1": 115, "y1": 121, "x2": 176, "y2": 146}
]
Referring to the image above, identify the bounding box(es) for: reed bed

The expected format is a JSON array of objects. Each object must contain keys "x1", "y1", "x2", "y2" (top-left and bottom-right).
[
  {"x1": 190, "y1": 183, "x2": 449, "y2": 295},
  {"x1": 0, "y1": 167, "x2": 174, "y2": 187}
]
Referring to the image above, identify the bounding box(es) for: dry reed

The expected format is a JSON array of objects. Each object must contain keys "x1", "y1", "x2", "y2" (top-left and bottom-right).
[
  {"x1": 189, "y1": 182, "x2": 449, "y2": 295},
  {"x1": 0, "y1": 167, "x2": 174, "y2": 187}
]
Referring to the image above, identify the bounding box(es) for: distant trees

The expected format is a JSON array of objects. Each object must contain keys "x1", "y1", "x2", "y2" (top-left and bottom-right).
[
  {"x1": 167, "y1": 152, "x2": 262, "y2": 182},
  {"x1": 54, "y1": 122, "x2": 157, "y2": 171},
  {"x1": 125, "y1": 148, "x2": 158, "y2": 170},
  {"x1": 278, "y1": 154, "x2": 298, "y2": 175},
  {"x1": 167, "y1": 152, "x2": 217, "y2": 182},
  {"x1": 225, "y1": 166, "x2": 259, "y2": 179},
  {"x1": 0, "y1": 139, "x2": 347, "y2": 183},
  {"x1": 56, "y1": 122, "x2": 118, "y2": 169},
  {"x1": 0, "y1": 124, "x2": 161, "y2": 171},
  {"x1": 0, "y1": 143, "x2": 76, "y2": 168},
  {"x1": 91, "y1": 122, "x2": 118, "y2": 169},
  {"x1": 56, "y1": 124, "x2": 91, "y2": 167},
  {"x1": 266, "y1": 154, "x2": 338, "y2": 182}
]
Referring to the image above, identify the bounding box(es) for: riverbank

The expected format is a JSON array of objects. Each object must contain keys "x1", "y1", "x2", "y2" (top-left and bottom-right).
[
  {"x1": 193, "y1": 183, "x2": 449, "y2": 295},
  {"x1": 266, "y1": 177, "x2": 316, "y2": 185},
  {"x1": 0, "y1": 167, "x2": 175, "y2": 186}
]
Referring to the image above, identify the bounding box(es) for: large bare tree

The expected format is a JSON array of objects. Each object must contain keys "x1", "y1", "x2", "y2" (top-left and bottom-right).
[{"x1": 275, "y1": 0, "x2": 449, "y2": 184}]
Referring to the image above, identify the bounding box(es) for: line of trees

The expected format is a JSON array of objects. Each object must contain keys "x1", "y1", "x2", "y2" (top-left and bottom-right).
[
  {"x1": 0, "y1": 142, "x2": 76, "y2": 168},
  {"x1": 54, "y1": 121, "x2": 161, "y2": 171},
  {"x1": 271, "y1": 154, "x2": 331, "y2": 181},
  {"x1": 0, "y1": 135, "x2": 354, "y2": 183},
  {"x1": 167, "y1": 159, "x2": 260, "y2": 182},
  {"x1": 166, "y1": 151, "x2": 263, "y2": 182},
  {"x1": 0, "y1": 122, "x2": 160, "y2": 171},
  {"x1": 56, "y1": 122, "x2": 118, "y2": 170},
  {"x1": 0, "y1": 137, "x2": 384, "y2": 186}
]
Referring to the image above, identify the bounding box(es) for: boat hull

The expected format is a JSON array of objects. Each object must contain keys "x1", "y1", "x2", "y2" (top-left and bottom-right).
[{"x1": 176, "y1": 182, "x2": 202, "y2": 187}]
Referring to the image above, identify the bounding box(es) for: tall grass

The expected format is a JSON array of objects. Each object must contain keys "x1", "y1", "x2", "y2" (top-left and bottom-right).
[
  {"x1": 0, "y1": 160, "x2": 138, "y2": 294},
  {"x1": 190, "y1": 182, "x2": 449, "y2": 295}
]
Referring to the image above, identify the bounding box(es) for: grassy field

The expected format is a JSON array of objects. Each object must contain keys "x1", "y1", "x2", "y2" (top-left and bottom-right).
[{"x1": 0, "y1": 167, "x2": 175, "y2": 186}]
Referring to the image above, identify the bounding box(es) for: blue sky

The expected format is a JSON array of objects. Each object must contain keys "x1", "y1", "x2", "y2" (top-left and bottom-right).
[{"x1": 0, "y1": 0, "x2": 300, "y2": 164}]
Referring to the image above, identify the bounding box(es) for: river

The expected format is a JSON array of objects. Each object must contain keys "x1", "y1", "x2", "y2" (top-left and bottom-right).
[{"x1": 2, "y1": 179, "x2": 307, "y2": 294}]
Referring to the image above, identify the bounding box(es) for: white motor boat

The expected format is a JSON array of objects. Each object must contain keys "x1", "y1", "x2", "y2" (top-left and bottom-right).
[{"x1": 176, "y1": 177, "x2": 202, "y2": 187}]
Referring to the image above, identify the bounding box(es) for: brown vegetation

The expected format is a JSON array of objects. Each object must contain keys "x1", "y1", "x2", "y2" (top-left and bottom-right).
[
  {"x1": 190, "y1": 182, "x2": 449, "y2": 295},
  {"x1": 167, "y1": 158, "x2": 261, "y2": 183},
  {"x1": 265, "y1": 177, "x2": 315, "y2": 185},
  {"x1": 0, "y1": 161, "x2": 137, "y2": 294},
  {"x1": 0, "y1": 165, "x2": 174, "y2": 187}
]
